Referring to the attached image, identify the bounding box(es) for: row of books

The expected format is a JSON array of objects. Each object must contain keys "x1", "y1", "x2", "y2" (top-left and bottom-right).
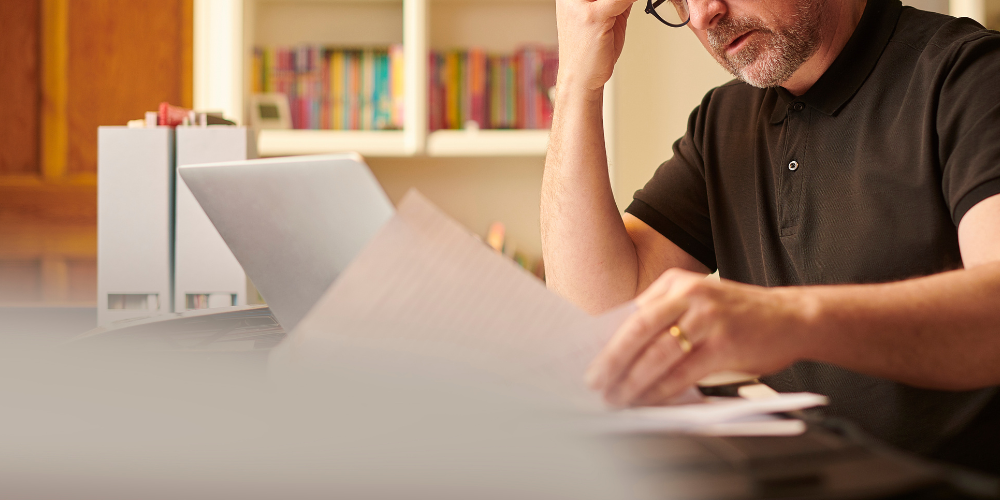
[
  {"x1": 251, "y1": 44, "x2": 559, "y2": 132},
  {"x1": 252, "y1": 45, "x2": 405, "y2": 131},
  {"x1": 429, "y1": 46, "x2": 558, "y2": 131}
]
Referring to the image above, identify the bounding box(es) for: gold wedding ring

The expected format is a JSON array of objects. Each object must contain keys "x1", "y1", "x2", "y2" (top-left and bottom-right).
[{"x1": 669, "y1": 325, "x2": 692, "y2": 353}]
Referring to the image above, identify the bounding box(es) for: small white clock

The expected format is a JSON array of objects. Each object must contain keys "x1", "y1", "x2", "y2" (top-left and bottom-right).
[{"x1": 248, "y1": 93, "x2": 292, "y2": 130}]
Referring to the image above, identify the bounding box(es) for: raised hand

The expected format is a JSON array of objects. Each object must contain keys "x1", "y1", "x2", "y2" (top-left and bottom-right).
[{"x1": 555, "y1": 0, "x2": 639, "y2": 98}]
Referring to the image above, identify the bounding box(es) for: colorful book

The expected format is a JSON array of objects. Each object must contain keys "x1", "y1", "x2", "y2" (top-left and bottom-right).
[
  {"x1": 251, "y1": 43, "x2": 556, "y2": 132},
  {"x1": 390, "y1": 44, "x2": 405, "y2": 129}
]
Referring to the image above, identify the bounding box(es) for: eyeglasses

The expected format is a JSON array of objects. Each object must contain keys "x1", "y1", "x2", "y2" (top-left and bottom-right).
[{"x1": 645, "y1": 0, "x2": 690, "y2": 27}]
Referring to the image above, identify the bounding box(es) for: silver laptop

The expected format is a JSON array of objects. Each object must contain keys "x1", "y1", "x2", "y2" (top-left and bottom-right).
[{"x1": 178, "y1": 153, "x2": 394, "y2": 332}]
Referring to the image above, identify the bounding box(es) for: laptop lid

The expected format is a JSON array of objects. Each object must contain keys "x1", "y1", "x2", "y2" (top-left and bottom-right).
[{"x1": 179, "y1": 153, "x2": 394, "y2": 332}]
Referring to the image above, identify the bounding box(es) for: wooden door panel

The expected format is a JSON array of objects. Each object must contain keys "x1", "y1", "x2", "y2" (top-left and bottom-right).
[
  {"x1": 0, "y1": 0, "x2": 41, "y2": 176},
  {"x1": 1, "y1": 0, "x2": 190, "y2": 306},
  {"x1": 67, "y1": 0, "x2": 188, "y2": 175}
]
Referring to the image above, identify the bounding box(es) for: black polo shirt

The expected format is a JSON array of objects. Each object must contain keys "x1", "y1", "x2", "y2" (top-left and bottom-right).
[{"x1": 626, "y1": 0, "x2": 1000, "y2": 453}]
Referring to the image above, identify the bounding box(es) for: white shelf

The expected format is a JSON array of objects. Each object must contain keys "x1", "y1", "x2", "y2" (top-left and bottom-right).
[
  {"x1": 195, "y1": 0, "x2": 563, "y2": 158},
  {"x1": 257, "y1": 130, "x2": 408, "y2": 157},
  {"x1": 258, "y1": 129, "x2": 549, "y2": 157},
  {"x1": 426, "y1": 129, "x2": 549, "y2": 157}
]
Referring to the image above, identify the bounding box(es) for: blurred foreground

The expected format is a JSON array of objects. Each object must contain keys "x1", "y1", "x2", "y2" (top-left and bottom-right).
[{"x1": 0, "y1": 326, "x2": 654, "y2": 500}]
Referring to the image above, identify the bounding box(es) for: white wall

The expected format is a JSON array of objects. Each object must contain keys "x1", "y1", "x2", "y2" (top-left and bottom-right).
[
  {"x1": 986, "y1": 0, "x2": 1000, "y2": 28},
  {"x1": 368, "y1": 157, "x2": 545, "y2": 258},
  {"x1": 949, "y1": 0, "x2": 986, "y2": 22},
  {"x1": 905, "y1": 0, "x2": 949, "y2": 14}
]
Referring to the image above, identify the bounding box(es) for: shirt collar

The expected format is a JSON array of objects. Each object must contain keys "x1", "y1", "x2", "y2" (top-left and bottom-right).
[{"x1": 768, "y1": 0, "x2": 903, "y2": 124}]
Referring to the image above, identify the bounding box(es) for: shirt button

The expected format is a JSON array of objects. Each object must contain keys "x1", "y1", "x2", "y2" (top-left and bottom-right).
[
  {"x1": 792, "y1": 102, "x2": 805, "y2": 112},
  {"x1": 788, "y1": 160, "x2": 799, "y2": 171}
]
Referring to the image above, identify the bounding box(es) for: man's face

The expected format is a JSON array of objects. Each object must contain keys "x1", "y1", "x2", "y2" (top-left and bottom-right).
[{"x1": 689, "y1": 0, "x2": 825, "y2": 88}]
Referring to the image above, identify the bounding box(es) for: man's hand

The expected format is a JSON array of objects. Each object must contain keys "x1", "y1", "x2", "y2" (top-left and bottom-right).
[
  {"x1": 555, "y1": 0, "x2": 638, "y2": 97},
  {"x1": 585, "y1": 268, "x2": 816, "y2": 407}
]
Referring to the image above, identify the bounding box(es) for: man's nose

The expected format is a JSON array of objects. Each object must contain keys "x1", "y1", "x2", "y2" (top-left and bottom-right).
[{"x1": 687, "y1": 0, "x2": 727, "y2": 30}]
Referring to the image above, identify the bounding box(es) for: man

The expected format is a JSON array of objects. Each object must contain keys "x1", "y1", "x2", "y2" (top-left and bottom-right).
[{"x1": 540, "y1": 0, "x2": 1000, "y2": 465}]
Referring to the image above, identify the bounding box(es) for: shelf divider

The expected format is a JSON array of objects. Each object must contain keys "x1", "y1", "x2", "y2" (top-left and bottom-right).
[{"x1": 403, "y1": 0, "x2": 428, "y2": 154}]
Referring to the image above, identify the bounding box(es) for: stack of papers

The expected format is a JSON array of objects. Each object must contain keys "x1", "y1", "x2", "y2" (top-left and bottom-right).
[{"x1": 272, "y1": 191, "x2": 826, "y2": 434}]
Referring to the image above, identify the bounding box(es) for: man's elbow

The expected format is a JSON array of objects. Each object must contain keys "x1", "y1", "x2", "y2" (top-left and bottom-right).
[{"x1": 546, "y1": 277, "x2": 635, "y2": 315}]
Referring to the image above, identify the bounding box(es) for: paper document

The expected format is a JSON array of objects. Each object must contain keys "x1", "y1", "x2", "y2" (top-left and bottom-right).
[
  {"x1": 274, "y1": 190, "x2": 632, "y2": 406},
  {"x1": 272, "y1": 191, "x2": 826, "y2": 426},
  {"x1": 602, "y1": 392, "x2": 828, "y2": 434}
]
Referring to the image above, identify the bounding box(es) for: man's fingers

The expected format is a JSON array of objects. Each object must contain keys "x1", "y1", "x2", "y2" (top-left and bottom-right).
[
  {"x1": 604, "y1": 327, "x2": 686, "y2": 406},
  {"x1": 616, "y1": 3, "x2": 633, "y2": 24},
  {"x1": 585, "y1": 270, "x2": 702, "y2": 392},
  {"x1": 637, "y1": 267, "x2": 688, "y2": 303},
  {"x1": 634, "y1": 268, "x2": 708, "y2": 312},
  {"x1": 590, "y1": 0, "x2": 641, "y2": 21},
  {"x1": 585, "y1": 289, "x2": 687, "y2": 391},
  {"x1": 633, "y1": 346, "x2": 723, "y2": 406}
]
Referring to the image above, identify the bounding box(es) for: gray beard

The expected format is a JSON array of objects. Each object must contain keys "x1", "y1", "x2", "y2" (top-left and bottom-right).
[{"x1": 707, "y1": 1, "x2": 823, "y2": 88}]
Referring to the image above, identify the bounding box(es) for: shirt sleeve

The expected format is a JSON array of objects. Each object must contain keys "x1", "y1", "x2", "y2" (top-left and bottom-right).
[
  {"x1": 937, "y1": 24, "x2": 1000, "y2": 226},
  {"x1": 625, "y1": 91, "x2": 718, "y2": 271}
]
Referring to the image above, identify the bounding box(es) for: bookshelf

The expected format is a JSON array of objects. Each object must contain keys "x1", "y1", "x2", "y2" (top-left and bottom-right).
[{"x1": 194, "y1": 0, "x2": 571, "y2": 158}]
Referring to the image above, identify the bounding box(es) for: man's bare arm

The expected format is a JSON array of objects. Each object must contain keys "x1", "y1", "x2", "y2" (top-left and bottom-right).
[
  {"x1": 804, "y1": 193, "x2": 1000, "y2": 391},
  {"x1": 624, "y1": 215, "x2": 710, "y2": 292},
  {"x1": 586, "y1": 194, "x2": 1000, "y2": 406},
  {"x1": 541, "y1": 0, "x2": 706, "y2": 314}
]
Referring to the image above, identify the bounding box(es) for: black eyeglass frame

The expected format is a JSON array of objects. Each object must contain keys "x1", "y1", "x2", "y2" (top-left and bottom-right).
[{"x1": 645, "y1": 0, "x2": 690, "y2": 27}]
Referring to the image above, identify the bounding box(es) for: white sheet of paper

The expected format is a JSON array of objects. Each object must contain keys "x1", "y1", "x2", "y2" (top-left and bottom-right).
[
  {"x1": 272, "y1": 191, "x2": 827, "y2": 426},
  {"x1": 604, "y1": 392, "x2": 828, "y2": 433},
  {"x1": 692, "y1": 416, "x2": 807, "y2": 437},
  {"x1": 273, "y1": 190, "x2": 633, "y2": 407}
]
